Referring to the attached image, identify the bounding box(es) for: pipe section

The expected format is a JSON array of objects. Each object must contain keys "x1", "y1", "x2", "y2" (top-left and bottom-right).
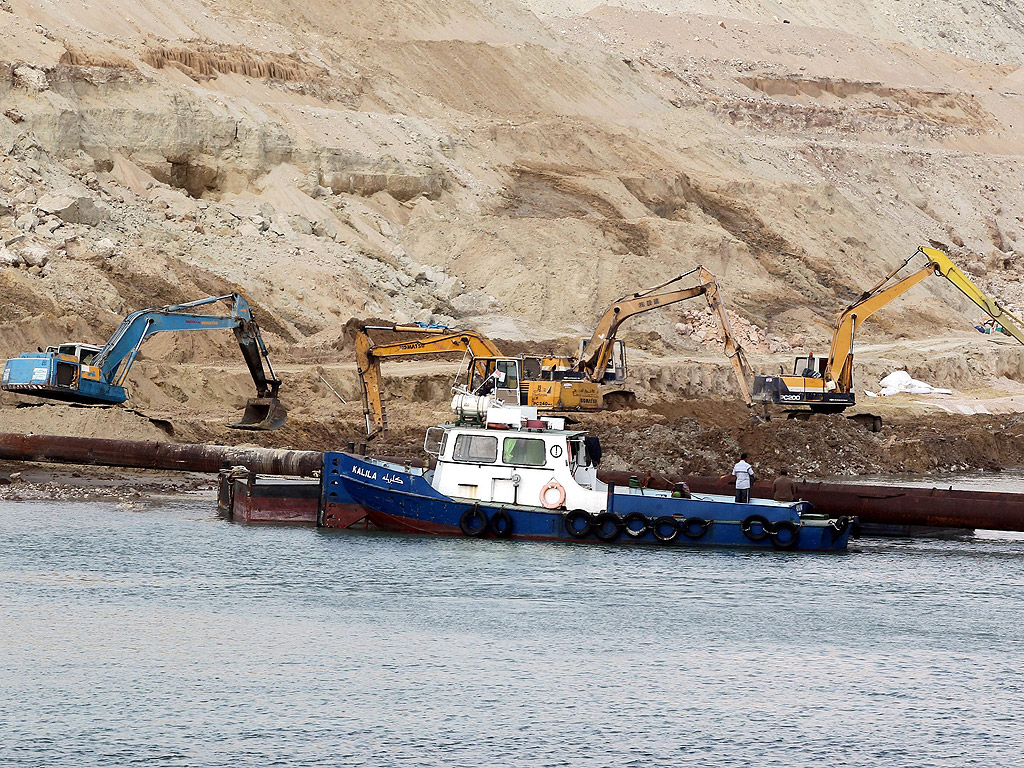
[{"x1": 0, "y1": 433, "x2": 321, "y2": 476}]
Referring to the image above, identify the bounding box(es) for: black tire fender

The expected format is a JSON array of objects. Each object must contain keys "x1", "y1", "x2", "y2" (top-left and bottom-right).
[
  {"x1": 828, "y1": 515, "x2": 850, "y2": 537},
  {"x1": 489, "y1": 508, "x2": 514, "y2": 538},
  {"x1": 592, "y1": 512, "x2": 623, "y2": 542},
  {"x1": 621, "y1": 511, "x2": 650, "y2": 538},
  {"x1": 651, "y1": 515, "x2": 680, "y2": 543},
  {"x1": 564, "y1": 509, "x2": 594, "y2": 539},
  {"x1": 459, "y1": 505, "x2": 488, "y2": 537},
  {"x1": 740, "y1": 514, "x2": 771, "y2": 542},
  {"x1": 681, "y1": 517, "x2": 711, "y2": 539},
  {"x1": 769, "y1": 520, "x2": 801, "y2": 549}
]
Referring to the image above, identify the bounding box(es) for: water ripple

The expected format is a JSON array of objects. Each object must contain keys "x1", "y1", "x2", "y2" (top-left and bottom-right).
[{"x1": 2, "y1": 499, "x2": 1023, "y2": 767}]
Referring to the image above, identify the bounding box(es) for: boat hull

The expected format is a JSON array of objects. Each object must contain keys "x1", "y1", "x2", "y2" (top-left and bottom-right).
[{"x1": 325, "y1": 453, "x2": 851, "y2": 552}]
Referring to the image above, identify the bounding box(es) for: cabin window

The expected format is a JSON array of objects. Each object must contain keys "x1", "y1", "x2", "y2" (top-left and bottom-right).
[
  {"x1": 452, "y1": 434, "x2": 498, "y2": 463},
  {"x1": 522, "y1": 356, "x2": 543, "y2": 380},
  {"x1": 496, "y1": 360, "x2": 520, "y2": 389},
  {"x1": 793, "y1": 356, "x2": 824, "y2": 377},
  {"x1": 424, "y1": 427, "x2": 446, "y2": 457},
  {"x1": 502, "y1": 437, "x2": 547, "y2": 466}
]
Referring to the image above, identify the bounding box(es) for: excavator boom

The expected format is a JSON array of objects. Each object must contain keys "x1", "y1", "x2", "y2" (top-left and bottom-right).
[
  {"x1": 824, "y1": 257, "x2": 936, "y2": 392},
  {"x1": 356, "y1": 325, "x2": 504, "y2": 437},
  {"x1": 576, "y1": 266, "x2": 754, "y2": 405}
]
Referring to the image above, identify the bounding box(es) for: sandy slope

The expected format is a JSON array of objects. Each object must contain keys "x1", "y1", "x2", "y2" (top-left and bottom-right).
[{"x1": 1, "y1": 0, "x2": 1024, "y2": 474}]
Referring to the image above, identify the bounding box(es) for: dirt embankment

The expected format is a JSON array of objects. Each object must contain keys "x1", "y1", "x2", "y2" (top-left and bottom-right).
[
  {"x1": 361, "y1": 399, "x2": 1024, "y2": 479},
  {"x1": 4, "y1": 404, "x2": 1022, "y2": 496}
]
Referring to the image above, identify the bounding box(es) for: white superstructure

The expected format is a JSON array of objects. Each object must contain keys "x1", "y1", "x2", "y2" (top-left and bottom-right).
[{"x1": 427, "y1": 400, "x2": 609, "y2": 514}]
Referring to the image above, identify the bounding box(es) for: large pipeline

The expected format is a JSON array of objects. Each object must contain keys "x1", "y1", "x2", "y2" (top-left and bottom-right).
[
  {"x1": 0, "y1": 433, "x2": 321, "y2": 476},
  {"x1": 2, "y1": 433, "x2": 1023, "y2": 531},
  {"x1": 600, "y1": 470, "x2": 1024, "y2": 533}
]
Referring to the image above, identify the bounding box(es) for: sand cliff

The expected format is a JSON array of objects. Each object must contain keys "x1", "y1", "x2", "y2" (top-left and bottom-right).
[{"x1": 2, "y1": 0, "x2": 1024, "y2": 473}]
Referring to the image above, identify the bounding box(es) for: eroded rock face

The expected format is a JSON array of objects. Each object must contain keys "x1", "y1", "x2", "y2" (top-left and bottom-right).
[
  {"x1": 12, "y1": 64, "x2": 47, "y2": 92},
  {"x1": 37, "y1": 193, "x2": 107, "y2": 226}
]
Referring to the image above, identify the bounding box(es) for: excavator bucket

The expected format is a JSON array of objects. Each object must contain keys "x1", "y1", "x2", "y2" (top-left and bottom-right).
[{"x1": 230, "y1": 397, "x2": 288, "y2": 431}]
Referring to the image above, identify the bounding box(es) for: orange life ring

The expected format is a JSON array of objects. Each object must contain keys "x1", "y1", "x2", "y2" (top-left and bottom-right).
[{"x1": 540, "y1": 480, "x2": 566, "y2": 509}]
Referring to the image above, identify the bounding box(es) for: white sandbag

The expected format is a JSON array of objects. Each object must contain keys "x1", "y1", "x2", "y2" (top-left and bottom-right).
[{"x1": 875, "y1": 370, "x2": 953, "y2": 397}]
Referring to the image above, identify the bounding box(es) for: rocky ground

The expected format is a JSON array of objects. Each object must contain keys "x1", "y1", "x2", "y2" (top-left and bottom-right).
[
  {"x1": 2, "y1": 1, "x2": 1024, "y2": 483},
  {"x1": 0, "y1": 461, "x2": 215, "y2": 500}
]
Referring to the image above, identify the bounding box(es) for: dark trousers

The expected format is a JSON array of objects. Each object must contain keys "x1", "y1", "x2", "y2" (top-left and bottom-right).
[{"x1": 735, "y1": 488, "x2": 750, "y2": 504}]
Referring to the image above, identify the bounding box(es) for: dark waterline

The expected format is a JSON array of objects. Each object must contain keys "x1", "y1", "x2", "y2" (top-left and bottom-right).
[{"x1": 2, "y1": 497, "x2": 1022, "y2": 767}]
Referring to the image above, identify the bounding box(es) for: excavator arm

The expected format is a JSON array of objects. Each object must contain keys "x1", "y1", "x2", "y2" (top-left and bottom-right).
[
  {"x1": 576, "y1": 266, "x2": 754, "y2": 405},
  {"x1": 95, "y1": 294, "x2": 277, "y2": 393},
  {"x1": 825, "y1": 246, "x2": 1024, "y2": 393},
  {"x1": 702, "y1": 274, "x2": 756, "y2": 407},
  {"x1": 925, "y1": 247, "x2": 1024, "y2": 345},
  {"x1": 356, "y1": 325, "x2": 504, "y2": 437}
]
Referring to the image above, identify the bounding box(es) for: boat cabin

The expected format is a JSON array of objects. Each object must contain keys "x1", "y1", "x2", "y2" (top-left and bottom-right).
[{"x1": 426, "y1": 407, "x2": 609, "y2": 513}]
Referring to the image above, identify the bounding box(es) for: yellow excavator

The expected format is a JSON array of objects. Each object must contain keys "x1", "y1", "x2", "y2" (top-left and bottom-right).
[
  {"x1": 355, "y1": 324, "x2": 608, "y2": 437},
  {"x1": 357, "y1": 266, "x2": 755, "y2": 437},
  {"x1": 572, "y1": 266, "x2": 754, "y2": 407},
  {"x1": 752, "y1": 246, "x2": 1024, "y2": 413}
]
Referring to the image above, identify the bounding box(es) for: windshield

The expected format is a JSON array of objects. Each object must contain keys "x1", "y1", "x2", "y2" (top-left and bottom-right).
[
  {"x1": 452, "y1": 434, "x2": 498, "y2": 463},
  {"x1": 502, "y1": 437, "x2": 546, "y2": 466}
]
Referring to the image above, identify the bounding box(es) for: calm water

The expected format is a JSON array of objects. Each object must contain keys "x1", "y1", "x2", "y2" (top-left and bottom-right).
[{"x1": 2, "y1": 496, "x2": 1023, "y2": 767}]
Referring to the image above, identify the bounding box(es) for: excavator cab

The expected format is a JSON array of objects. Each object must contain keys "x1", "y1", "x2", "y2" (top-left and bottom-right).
[
  {"x1": 469, "y1": 357, "x2": 523, "y2": 404},
  {"x1": 575, "y1": 338, "x2": 627, "y2": 384},
  {"x1": 470, "y1": 355, "x2": 601, "y2": 411},
  {"x1": 3, "y1": 342, "x2": 117, "y2": 403}
]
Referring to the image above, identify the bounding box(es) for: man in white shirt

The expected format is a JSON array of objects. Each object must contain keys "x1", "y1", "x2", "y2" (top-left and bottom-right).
[{"x1": 730, "y1": 453, "x2": 755, "y2": 503}]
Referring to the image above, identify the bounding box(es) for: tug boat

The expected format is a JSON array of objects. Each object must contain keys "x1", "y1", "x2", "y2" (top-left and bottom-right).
[{"x1": 322, "y1": 394, "x2": 852, "y2": 551}]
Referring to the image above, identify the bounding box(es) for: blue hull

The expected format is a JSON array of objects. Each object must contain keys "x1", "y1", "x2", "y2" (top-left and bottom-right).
[{"x1": 323, "y1": 453, "x2": 851, "y2": 552}]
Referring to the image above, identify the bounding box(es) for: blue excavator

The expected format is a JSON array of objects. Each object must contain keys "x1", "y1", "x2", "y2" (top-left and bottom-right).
[{"x1": 1, "y1": 293, "x2": 287, "y2": 430}]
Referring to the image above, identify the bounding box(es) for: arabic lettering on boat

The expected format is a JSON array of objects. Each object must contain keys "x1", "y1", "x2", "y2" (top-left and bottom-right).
[{"x1": 353, "y1": 465, "x2": 377, "y2": 481}]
